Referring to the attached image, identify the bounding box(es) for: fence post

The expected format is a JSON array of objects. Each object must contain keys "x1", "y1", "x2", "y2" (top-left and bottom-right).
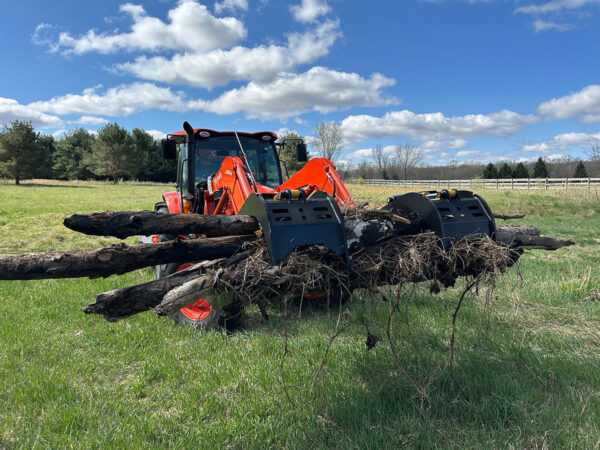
[
  {"x1": 545, "y1": 178, "x2": 548, "y2": 190},
  {"x1": 496, "y1": 178, "x2": 498, "y2": 189},
  {"x1": 565, "y1": 178, "x2": 569, "y2": 190},
  {"x1": 589, "y1": 177, "x2": 591, "y2": 189},
  {"x1": 511, "y1": 178, "x2": 513, "y2": 189},
  {"x1": 527, "y1": 178, "x2": 530, "y2": 190}
]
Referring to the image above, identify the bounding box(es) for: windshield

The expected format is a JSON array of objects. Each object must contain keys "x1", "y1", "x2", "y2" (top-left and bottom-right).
[{"x1": 193, "y1": 136, "x2": 281, "y2": 188}]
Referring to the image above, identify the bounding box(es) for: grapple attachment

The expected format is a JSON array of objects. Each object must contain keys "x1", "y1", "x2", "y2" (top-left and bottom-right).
[
  {"x1": 383, "y1": 189, "x2": 496, "y2": 248},
  {"x1": 239, "y1": 192, "x2": 349, "y2": 265}
]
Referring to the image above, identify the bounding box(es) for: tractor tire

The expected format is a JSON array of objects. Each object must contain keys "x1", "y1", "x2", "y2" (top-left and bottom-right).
[
  {"x1": 154, "y1": 206, "x2": 243, "y2": 331},
  {"x1": 295, "y1": 281, "x2": 352, "y2": 309}
]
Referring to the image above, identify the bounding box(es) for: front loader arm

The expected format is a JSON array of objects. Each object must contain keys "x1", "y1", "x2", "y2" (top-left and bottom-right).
[
  {"x1": 210, "y1": 156, "x2": 255, "y2": 214},
  {"x1": 277, "y1": 158, "x2": 355, "y2": 208}
]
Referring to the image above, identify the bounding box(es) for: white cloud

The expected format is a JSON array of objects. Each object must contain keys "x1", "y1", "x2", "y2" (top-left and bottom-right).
[
  {"x1": 522, "y1": 131, "x2": 600, "y2": 152},
  {"x1": 52, "y1": 129, "x2": 67, "y2": 139},
  {"x1": 190, "y1": 67, "x2": 397, "y2": 120},
  {"x1": 340, "y1": 109, "x2": 538, "y2": 143},
  {"x1": 215, "y1": 0, "x2": 248, "y2": 14},
  {"x1": 116, "y1": 20, "x2": 341, "y2": 88},
  {"x1": 532, "y1": 19, "x2": 574, "y2": 31},
  {"x1": 0, "y1": 97, "x2": 62, "y2": 127},
  {"x1": 28, "y1": 83, "x2": 187, "y2": 116},
  {"x1": 346, "y1": 148, "x2": 375, "y2": 159},
  {"x1": 145, "y1": 129, "x2": 167, "y2": 140},
  {"x1": 456, "y1": 150, "x2": 480, "y2": 158},
  {"x1": 41, "y1": 1, "x2": 247, "y2": 55},
  {"x1": 516, "y1": 0, "x2": 600, "y2": 15},
  {"x1": 537, "y1": 84, "x2": 600, "y2": 122},
  {"x1": 449, "y1": 138, "x2": 468, "y2": 149},
  {"x1": 290, "y1": 0, "x2": 331, "y2": 23},
  {"x1": 75, "y1": 115, "x2": 109, "y2": 125},
  {"x1": 26, "y1": 67, "x2": 394, "y2": 122}
]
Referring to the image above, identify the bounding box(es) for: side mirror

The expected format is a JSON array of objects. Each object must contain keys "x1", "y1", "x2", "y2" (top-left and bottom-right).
[
  {"x1": 296, "y1": 143, "x2": 308, "y2": 162},
  {"x1": 162, "y1": 139, "x2": 177, "y2": 160}
]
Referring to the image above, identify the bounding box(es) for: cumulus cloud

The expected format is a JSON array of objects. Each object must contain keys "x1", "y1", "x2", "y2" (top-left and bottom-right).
[
  {"x1": 449, "y1": 138, "x2": 468, "y2": 149},
  {"x1": 215, "y1": 0, "x2": 248, "y2": 14},
  {"x1": 145, "y1": 129, "x2": 167, "y2": 140},
  {"x1": 0, "y1": 97, "x2": 62, "y2": 127},
  {"x1": 75, "y1": 115, "x2": 109, "y2": 125},
  {"x1": 25, "y1": 67, "x2": 395, "y2": 122},
  {"x1": 38, "y1": 1, "x2": 247, "y2": 55},
  {"x1": 290, "y1": 0, "x2": 331, "y2": 23},
  {"x1": 537, "y1": 84, "x2": 600, "y2": 122},
  {"x1": 116, "y1": 20, "x2": 341, "y2": 88},
  {"x1": 28, "y1": 83, "x2": 187, "y2": 116},
  {"x1": 190, "y1": 67, "x2": 398, "y2": 120},
  {"x1": 522, "y1": 131, "x2": 600, "y2": 152},
  {"x1": 346, "y1": 145, "x2": 395, "y2": 160},
  {"x1": 340, "y1": 109, "x2": 539, "y2": 143},
  {"x1": 455, "y1": 150, "x2": 480, "y2": 158}
]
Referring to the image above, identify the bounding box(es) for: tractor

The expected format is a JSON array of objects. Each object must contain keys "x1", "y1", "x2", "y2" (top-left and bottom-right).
[{"x1": 144, "y1": 122, "x2": 496, "y2": 330}]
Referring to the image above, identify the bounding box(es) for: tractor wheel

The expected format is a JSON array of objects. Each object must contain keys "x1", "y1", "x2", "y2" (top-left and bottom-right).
[
  {"x1": 154, "y1": 207, "x2": 243, "y2": 331},
  {"x1": 295, "y1": 281, "x2": 352, "y2": 309}
]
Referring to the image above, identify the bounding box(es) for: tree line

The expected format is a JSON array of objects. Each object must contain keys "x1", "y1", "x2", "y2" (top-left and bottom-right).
[{"x1": 0, "y1": 121, "x2": 175, "y2": 184}]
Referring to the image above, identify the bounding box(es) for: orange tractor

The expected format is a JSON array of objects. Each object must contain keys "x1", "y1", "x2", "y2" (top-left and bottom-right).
[
  {"x1": 145, "y1": 122, "x2": 496, "y2": 329},
  {"x1": 145, "y1": 122, "x2": 356, "y2": 329}
]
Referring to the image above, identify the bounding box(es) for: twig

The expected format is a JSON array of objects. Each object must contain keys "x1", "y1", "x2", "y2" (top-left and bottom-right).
[{"x1": 280, "y1": 330, "x2": 294, "y2": 406}]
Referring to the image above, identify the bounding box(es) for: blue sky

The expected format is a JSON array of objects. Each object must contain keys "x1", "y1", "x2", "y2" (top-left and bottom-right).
[{"x1": 1, "y1": 0, "x2": 600, "y2": 165}]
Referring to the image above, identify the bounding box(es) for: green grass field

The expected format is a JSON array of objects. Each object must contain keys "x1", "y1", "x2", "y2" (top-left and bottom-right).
[{"x1": 1, "y1": 180, "x2": 599, "y2": 449}]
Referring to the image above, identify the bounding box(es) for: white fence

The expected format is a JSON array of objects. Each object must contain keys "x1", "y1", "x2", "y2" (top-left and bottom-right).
[{"x1": 346, "y1": 178, "x2": 600, "y2": 190}]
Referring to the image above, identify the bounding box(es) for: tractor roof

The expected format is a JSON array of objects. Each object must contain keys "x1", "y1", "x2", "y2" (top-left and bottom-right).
[{"x1": 169, "y1": 128, "x2": 278, "y2": 141}]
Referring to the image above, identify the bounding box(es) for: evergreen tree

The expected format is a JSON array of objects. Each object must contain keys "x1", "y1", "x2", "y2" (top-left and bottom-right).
[
  {"x1": 482, "y1": 163, "x2": 498, "y2": 179},
  {"x1": 132, "y1": 129, "x2": 176, "y2": 182},
  {"x1": 512, "y1": 162, "x2": 529, "y2": 178},
  {"x1": 532, "y1": 157, "x2": 550, "y2": 178},
  {"x1": 0, "y1": 120, "x2": 47, "y2": 185},
  {"x1": 86, "y1": 123, "x2": 135, "y2": 183},
  {"x1": 278, "y1": 132, "x2": 306, "y2": 174},
  {"x1": 36, "y1": 135, "x2": 56, "y2": 178},
  {"x1": 53, "y1": 129, "x2": 96, "y2": 179},
  {"x1": 497, "y1": 162, "x2": 513, "y2": 179},
  {"x1": 573, "y1": 161, "x2": 588, "y2": 178}
]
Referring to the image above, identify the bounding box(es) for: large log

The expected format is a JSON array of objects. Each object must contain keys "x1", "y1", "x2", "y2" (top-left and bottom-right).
[
  {"x1": 84, "y1": 250, "x2": 252, "y2": 320},
  {"x1": 83, "y1": 260, "x2": 222, "y2": 321},
  {"x1": 0, "y1": 235, "x2": 254, "y2": 280},
  {"x1": 64, "y1": 211, "x2": 259, "y2": 239},
  {"x1": 496, "y1": 226, "x2": 575, "y2": 250}
]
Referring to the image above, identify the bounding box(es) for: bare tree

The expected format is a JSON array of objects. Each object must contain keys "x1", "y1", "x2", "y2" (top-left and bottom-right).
[
  {"x1": 311, "y1": 121, "x2": 343, "y2": 162},
  {"x1": 587, "y1": 141, "x2": 600, "y2": 173},
  {"x1": 394, "y1": 143, "x2": 423, "y2": 180},
  {"x1": 372, "y1": 144, "x2": 390, "y2": 177}
]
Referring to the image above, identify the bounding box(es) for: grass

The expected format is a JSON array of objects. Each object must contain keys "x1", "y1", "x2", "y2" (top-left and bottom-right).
[{"x1": 1, "y1": 180, "x2": 599, "y2": 448}]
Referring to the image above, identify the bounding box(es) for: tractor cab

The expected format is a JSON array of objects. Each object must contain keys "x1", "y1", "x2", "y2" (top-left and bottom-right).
[{"x1": 163, "y1": 128, "x2": 285, "y2": 196}]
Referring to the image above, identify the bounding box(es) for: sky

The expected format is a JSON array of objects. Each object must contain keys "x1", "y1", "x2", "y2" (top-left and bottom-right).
[{"x1": 1, "y1": 0, "x2": 600, "y2": 166}]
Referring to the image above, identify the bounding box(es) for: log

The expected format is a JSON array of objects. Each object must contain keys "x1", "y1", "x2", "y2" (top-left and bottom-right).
[
  {"x1": 64, "y1": 210, "x2": 259, "y2": 239},
  {"x1": 0, "y1": 235, "x2": 255, "y2": 280},
  {"x1": 83, "y1": 260, "x2": 223, "y2": 321},
  {"x1": 494, "y1": 213, "x2": 526, "y2": 220},
  {"x1": 83, "y1": 249, "x2": 252, "y2": 321},
  {"x1": 496, "y1": 226, "x2": 575, "y2": 250}
]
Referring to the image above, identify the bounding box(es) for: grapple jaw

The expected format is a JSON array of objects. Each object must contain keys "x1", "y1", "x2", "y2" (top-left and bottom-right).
[
  {"x1": 383, "y1": 189, "x2": 496, "y2": 248},
  {"x1": 238, "y1": 192, "x2": 349, "y2": 265}
]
